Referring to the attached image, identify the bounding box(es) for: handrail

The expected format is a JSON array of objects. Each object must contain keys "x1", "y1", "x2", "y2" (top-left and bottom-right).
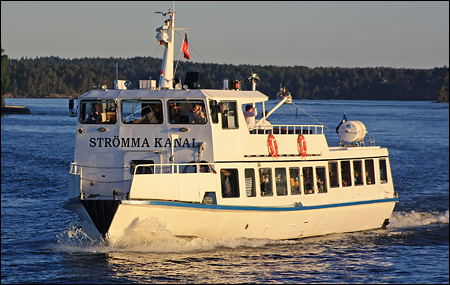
[
  {"x1": 69, "y1": 161, "x2": 217, "y2": 176},
  {"x1": 253, "y1": 124, "x2": 323, "y2": 135}
]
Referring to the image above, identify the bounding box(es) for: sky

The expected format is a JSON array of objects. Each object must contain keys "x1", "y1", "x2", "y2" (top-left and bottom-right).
[{"x1": 1, "y1": 1, "x2": 449, "y2": 69}]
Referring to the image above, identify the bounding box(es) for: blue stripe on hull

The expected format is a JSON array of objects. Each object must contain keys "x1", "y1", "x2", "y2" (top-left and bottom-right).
[{"x1": 122, "y1": 198, "x2": 399, "y2": 211}]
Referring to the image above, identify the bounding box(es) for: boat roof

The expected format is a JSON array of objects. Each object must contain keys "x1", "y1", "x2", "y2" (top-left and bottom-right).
[{"x1": 80, "y1": 89, "x2": 269, "y2": 103}]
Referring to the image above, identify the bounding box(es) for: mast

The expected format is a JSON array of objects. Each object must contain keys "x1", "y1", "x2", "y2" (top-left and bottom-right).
[{"x1": 155, "y1": 9, "x2": 186, "y2": 89}]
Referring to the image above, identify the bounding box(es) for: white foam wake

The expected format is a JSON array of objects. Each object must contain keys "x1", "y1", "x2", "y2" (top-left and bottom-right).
[
  {"x1": 52, "y1": 218, "x2": 288, "y2": 253},
  {"x1": 53, "y1": 210, "x2": 448, "y2": 253},
  {"x1": 389, "y1": 210, "x2": 449, "y2": 228},
  {"x1": 107, "y1": 217, "x2": 290, "y2": 252}
]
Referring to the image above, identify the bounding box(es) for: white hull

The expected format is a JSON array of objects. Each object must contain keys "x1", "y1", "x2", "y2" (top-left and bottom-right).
[{"x1": 96, "y1": 198, "x2": 395, "y2": 243}]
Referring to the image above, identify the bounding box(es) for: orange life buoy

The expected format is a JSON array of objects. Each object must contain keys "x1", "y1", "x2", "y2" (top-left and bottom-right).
[
  {"x1": 298, "y1": 134, "x2": 307, "y2": 157},
  {"x1": 267, "y1": 134, "x2": 278, "y2": 157}
]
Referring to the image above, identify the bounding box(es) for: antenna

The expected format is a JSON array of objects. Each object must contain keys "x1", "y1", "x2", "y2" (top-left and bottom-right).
[
  {"x1": 155, "y1": 6, "x2": 184, "y2": 89},
  {"x1": 116, "y1": 61, "x2": 118, "y2": 81}
]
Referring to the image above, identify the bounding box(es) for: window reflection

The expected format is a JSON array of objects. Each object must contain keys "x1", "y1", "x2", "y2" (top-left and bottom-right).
[
  {"x1": 80, "y1": 100, "x2": 116, "y2": 124},
  {"x1": 122, "y1": 100, "x2": 163, "y2": 124}
]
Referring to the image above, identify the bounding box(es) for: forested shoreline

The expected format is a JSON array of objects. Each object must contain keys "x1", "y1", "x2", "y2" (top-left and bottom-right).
[{"x1": 3, "y1": 55, "x2": 449, "y2": 102}]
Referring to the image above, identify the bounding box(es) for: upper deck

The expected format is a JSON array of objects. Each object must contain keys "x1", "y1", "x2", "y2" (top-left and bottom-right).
[{"x1": 72, "y1": 87, "x2": 386, "y2": 169}]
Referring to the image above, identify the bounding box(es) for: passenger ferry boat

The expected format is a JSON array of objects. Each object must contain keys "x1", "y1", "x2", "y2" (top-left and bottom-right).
[{"x1": 64, "y1": 9, "x2": 398, "y2": 244}]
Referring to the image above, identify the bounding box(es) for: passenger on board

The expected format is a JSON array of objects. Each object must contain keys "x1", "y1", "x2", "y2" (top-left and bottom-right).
[
  {"x1": 316, "y1": 174, "x2": 324, "y2": 192},
  {"x1": 220, "y1": 169, "x2": 232, "y2": 197},
  {"x1": 329, "y1": 171, "x2": 338, "y2": 187},
  {"x1": 260, "y1": 173, "x2": 266, "y2": 195},
  {"x1": 341, "y1": 167, "x2": 350, "y2": 187},
  {"x1": 354, "y1": 170, "x2": 363, "y2": 185},
  {"x1": 190, "y1": 103, "x2": 206, "y2": 123},
  {"x1": 365, "y1": 170, "x2": 372, "y2": 184},
  {"x1": 303, "y1": 168, "x2": 313, "y2": 193},
  {"x1": 169, "y1": 103, "x2": 179, "y2": 123},
  {"x1": 90, "y1": 103, "x2": 102, "y2": 123},
  {"x1": 243, "y1": 105, "x2": 257, "y2": 133}
]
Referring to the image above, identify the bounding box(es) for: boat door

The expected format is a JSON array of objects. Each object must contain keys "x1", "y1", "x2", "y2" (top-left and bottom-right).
[{"x1": 124, "y1": 151, "x2": 162, "y2": 176}]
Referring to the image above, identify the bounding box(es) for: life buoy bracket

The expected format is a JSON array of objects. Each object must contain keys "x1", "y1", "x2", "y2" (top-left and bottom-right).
[
  {"x1": 267, "y1": 134, "x2": 279, "y2": 157},
  {"x1": 298, "y1": 134, "x2": 307, "y2": 157}
]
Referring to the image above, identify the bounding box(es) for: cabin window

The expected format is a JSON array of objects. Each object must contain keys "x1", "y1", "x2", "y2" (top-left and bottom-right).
[
  {"x1": 168, "y1": 100, "x2": 207, "y2": 124},
  {"x1": 341, "y1": 161, "x2": 352, "y2": 187},
  {"x1": 80, "y1": 100, "x2": 116, "y2": 124},
  {"x1": 130, "y1": 160, "x2": 154, "y2": 174},
  {"x1": 259, "y1": 168, "x2": 273, "y2": 196},
  {"x1": 302, "y1": 167, "x2": 314, "y2": 194},
  {"x1": 122, "y1": 100, "x2": 163, "y2": 124},
  {"x1": 316, "y1": 167, "x2": 327, "y2": 193},
  {"x1": 209, "y1": 100, "x2": 219, "y2": 124},
  {"x1": 353, "y1": 160, "x2": 364, "y2": 186},
  {"x1": 219, "y1": 101, "x2": 239, "y2": 129},
  {"x1": 328, "y1": 162, "x2": 339, "y2": 188},
  {"x1": 220, "y1": 169, "x2": 239, "y2": 198},
  {"x1": 365, "y1": 159, "x2": 375, "y2": 185},
  {"x1": 180, "y1": 161, "x2": 213, "y2": 174},
  {"x1": 379, "y1": 159, "x2": 388, "y2": 183},
  {"x1": 289, "y1": 167, "x2": 301, "y2": 195},
  {"x1": 245, "y1": 169, "x2": 256, "y2": 197},
  {"x1": 275, "y1": 168, "x2": 288, "y2": 196}
]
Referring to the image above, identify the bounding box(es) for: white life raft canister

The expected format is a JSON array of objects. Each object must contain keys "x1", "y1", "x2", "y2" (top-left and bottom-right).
[{"x1": 337, "y1": 121, "x2": 367, "y2": 142}]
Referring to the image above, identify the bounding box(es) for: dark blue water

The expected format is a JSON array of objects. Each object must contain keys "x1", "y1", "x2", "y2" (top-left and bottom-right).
[{"x1": 2, "y1": 98, "x2": 448, "y2": 284}]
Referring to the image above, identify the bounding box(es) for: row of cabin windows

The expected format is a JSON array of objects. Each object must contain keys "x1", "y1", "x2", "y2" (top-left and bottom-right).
[
  {"x1": 221, "y1": 158, "x2": 388, "y2": 198},
  {"x1": 79, "y1": 100, "x2": 239, "y2": 128}
]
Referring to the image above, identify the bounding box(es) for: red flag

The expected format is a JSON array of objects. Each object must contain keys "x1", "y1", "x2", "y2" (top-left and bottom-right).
[{"x1": 181, "y1": 33, "x2": 190, "y2": 60}]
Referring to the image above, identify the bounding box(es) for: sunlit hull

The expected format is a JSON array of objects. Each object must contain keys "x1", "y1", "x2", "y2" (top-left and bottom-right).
[{"x1": 65, "y1": 198, "x2": 397, "y2": 244}]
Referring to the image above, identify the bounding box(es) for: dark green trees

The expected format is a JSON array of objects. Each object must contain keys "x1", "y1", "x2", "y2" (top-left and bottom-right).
[
  {"x1": 4, "y1": 55, "x2": 449, "y2": 101},
  {"x1": 1, "y1": 47, "x2": 10, "y2": 96}
]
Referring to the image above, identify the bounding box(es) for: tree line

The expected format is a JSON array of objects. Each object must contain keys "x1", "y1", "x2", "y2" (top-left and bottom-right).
[{"x1": 2, "y1": 53, "x2": 449, "y2": 102}]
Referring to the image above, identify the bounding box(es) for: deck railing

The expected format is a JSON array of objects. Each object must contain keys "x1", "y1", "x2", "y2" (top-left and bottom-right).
[
  {"x1": 254, "y1": 124, "x2": 323, "y2": 135},
  {"x1": 69, "y1": 162, "x2": 217, "y2": 177}
]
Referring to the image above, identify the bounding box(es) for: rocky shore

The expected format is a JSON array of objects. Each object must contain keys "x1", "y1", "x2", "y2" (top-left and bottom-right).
[{"x1": 1, "y1": 105, "x2": 31, "y2": 114}]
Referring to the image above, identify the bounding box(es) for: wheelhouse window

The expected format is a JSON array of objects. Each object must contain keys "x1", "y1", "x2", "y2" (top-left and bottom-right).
[
  {"x1": 289, "y1": 167, "x2": 301, "y2": 195},
  {"x1": 259, "y1": 168, "x2": 273, "y2": 196},
  {"x1": 220, "y1": 169, "x2": 239, "y2": 198},
  {"x1": 328, "y1": 162, "x2": 339, "y2": 188},
  {"x1": 122, "y1": 100, "x2": 163, "y2": 124},
  {"x1": 245, "y1": 169, "x2": 256, "y2": 197},
  {"x1": 379, "y1": 159, "x2": 388, "y2": 183},
  {"x1": 365, "y1": 159, "x2": 375, "y2": 185},
  {"x1": 209, "y1": 100, "x2": 219, "y2": 124},
  {"x1": 353, "y1": 160, "x2": 364, "y2": 186},
  {"x1": 303, "y1": 167, "x2": 314, "y2": 194},
  {"x1": 168, "y1": 100, "x2": 207, "y2": 124},
  {"x1": 219, "y1": 101, "x2": 239, "y2": 129},
  {"x1": 80, "y1": 100, "x2": 116, "y2": 124},
  {"x1": 275, "y1": 168, "x2": 288, "y2": 196},
  {"x1": 316, "y1": 167, "x2": 327, "y2": 193}
]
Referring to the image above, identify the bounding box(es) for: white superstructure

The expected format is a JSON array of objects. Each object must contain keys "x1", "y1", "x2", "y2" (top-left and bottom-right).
[{"x1": 64, "y1": 9, "x2": 398, "y2": 244}]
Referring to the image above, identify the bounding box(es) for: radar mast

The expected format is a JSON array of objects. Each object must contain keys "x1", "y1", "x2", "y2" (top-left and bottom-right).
[{"x1": 155, "y1": 9, "x2": 186, "y2": 89}]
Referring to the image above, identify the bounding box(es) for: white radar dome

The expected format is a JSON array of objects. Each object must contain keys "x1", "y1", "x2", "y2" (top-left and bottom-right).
[{"x1": 338, "y1": 121, "x2": 367, "y2": 142}]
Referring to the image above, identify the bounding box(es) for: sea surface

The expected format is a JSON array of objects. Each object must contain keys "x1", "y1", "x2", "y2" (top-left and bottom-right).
[{"x1": 1, "y1": 98, "x2": 448, "y2": 284}]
